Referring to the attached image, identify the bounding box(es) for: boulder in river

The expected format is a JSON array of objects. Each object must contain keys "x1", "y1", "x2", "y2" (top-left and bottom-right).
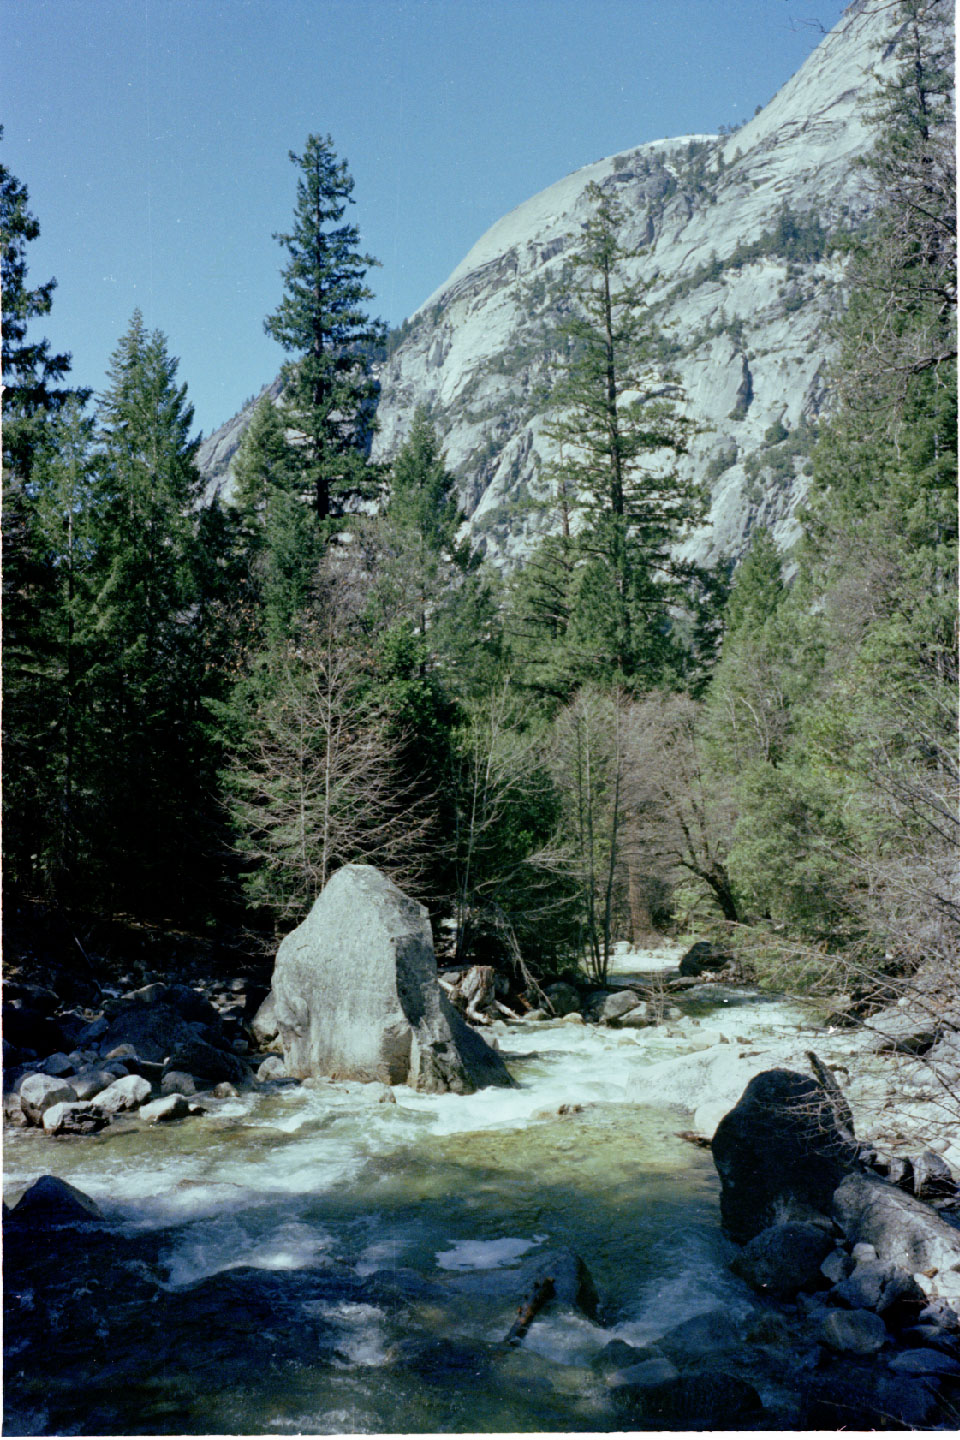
[
  {"x1": 271, "y1": 865, "x2": 513, "y2": 1094},
  {"x1": 9, "y1": 1174, "x2": 103, "y2": 1225},
  {"x1": 730, "y1": 1220, "x2": 834, "y2": 1299},
  {"x1": 712, "y1": 1068, "x2": 861, "y2": 1242}
]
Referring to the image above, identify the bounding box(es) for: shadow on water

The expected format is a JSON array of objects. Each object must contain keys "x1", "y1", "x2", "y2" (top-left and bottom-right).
[{"x1": 5, "y1": 1104, "x2": 745, "y2": 1435}]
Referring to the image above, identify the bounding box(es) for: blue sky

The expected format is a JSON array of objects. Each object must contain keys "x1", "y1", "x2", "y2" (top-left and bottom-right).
[{"x1": 3, "y1": 0, "x2": 850, "y2": 436}]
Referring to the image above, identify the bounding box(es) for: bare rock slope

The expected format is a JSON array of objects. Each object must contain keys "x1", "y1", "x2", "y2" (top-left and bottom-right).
[
  {"x1": 200, "y1": 2, "x2": 926, "y2": 567},
  {"x1": 370, "y1": 0, "x2": 907, "y2": 568}
]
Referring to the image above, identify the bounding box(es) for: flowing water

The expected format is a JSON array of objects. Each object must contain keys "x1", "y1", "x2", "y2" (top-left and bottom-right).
[{"x1": 4, "y1": 958, "x2": 811, "y2": 1434}]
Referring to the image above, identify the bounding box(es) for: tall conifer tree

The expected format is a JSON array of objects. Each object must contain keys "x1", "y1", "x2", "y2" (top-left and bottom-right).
[
  {"x1": 87, "y1": 312, "x2": 212, "y2": 910},
  {"x1": 531, "y1": 183, "x2": 704, "y2": 689},
  {"x1": 265, "y1": 134, "x2": 385, "y2": 522}
]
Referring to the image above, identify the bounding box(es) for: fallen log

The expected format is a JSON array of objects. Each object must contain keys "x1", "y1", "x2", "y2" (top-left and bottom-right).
[
  {"x1": 676, "y1": 1130, "x2": 712, "y2": 1149},
  {"x1": 444, "y1": 965, "x2": 501, "y2": 1025},
  {"x1": 504, "y1": 1275, "x2": 555, "y2": 1345}
]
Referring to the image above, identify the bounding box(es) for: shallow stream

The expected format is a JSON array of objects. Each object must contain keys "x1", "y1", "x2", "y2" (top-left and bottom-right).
[{"x1": 4, "y1": 958, "x2": 813, "y2": 1434}]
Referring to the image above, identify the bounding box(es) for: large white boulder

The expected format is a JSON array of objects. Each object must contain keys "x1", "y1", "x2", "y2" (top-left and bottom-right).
[
  {"x1": 270, "y1": 865, "x2": 513, "y2": 1094},
  {"x1": 18, "y1": 1073, "x2": 78, "y2": 1125}
]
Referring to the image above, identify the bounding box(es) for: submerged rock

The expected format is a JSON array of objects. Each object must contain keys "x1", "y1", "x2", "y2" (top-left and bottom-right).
[
  {"x1": 140, "y1": 1094, "x2": 191, "y2": 1123},
  {"x1": 613, "y1": 1368, "x2": 764, "y2": 1426},
  {"x1": 270, "y1": 865, "x2": 513, "y2": 1094}
]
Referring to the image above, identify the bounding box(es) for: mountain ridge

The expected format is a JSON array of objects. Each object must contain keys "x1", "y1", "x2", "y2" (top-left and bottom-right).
[{"x1": 199, "y1": 1, "x2": 912, "y2": 568}]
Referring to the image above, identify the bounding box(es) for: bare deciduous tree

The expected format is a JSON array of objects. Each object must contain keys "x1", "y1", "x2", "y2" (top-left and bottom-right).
[{"x1": 228, "y1": 622, "x2": 433, "y2": 925}]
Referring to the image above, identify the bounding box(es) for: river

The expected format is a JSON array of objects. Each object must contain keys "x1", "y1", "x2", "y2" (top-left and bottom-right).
[{"x1": 4, "y1": 950, "x2": 815, "y2": 1434}]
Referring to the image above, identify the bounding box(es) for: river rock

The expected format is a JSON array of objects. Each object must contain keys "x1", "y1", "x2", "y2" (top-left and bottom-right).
[
  {"x1": 889, "y1": 1346, "x2": 960, "y2": 1376},
  {"x1": 19, "y1": 1073, "x2": 79, "y2": 1125},
  {"x1": 730, "y1": 1220, "x2": 834, "y2": 1299},
  {"x1": 257, "y1": 1054, "x2": 287, "y2": 1081},
  {"x1": 544, "y1": 982, "x2": 581, "y2": 1017},
  {"x1": 163, "y1": 1037, "x2": 247, "y2": 1086},
  {"x1": 592, "y1": 1339, "x2": 660, "y2": 1378},
  {"x1": 911, "y1": 1150, "x2": 956, "y2": 1201},
  {"x1": 77, "y1": 1015, "x2": 109, "y2": 1045},
  {"x1": 607, "y1": 1356, "x2": 680, "y2": 1390},
  {"x1": 161, "y1": 1070, "x2": 197, "y2": 1096},
  {"x1": 712, "y1": 1068, "x2": 860, "y2": 1242},
  {"x1": 867, "y1": 1004, "x2": 942, "y2": 1055},
  {"x1": 832, "y1": 1256, "x2": 887, "y2": 1310},
  {"x1": 72, "y1": 1067, "x2": 120, "y2": 1101},
  {"x1": 164, "y1": 983, "x2": 221, "y2": 1027},
  {"x1": 802, "y1": 1368, "x2": 942, "y2": 1429},
  {"x1": 3, "y1": 1093, "x2": 29, "y2": 1127},
  {"x1": 37, "y1": 1051, "x2": 76, "y2": 1077},
  {"x1": 597, "y1": 990, "x2": 643, "y2": 1025},
  {"x1": 919, "y1": 1299, "x2": 960, "y2": 1332},
  {"x1": 250, "y1": 991, "x2": 280, "y2": 1049},
  {"x1": 3, "y1": 1005, "x2": 64, "y2": 1057},
  {"x1": 657, "y1": 1307, "x2": 745, "y2": 1363},
  {"x1": 516, "y1": 1247, "x2": 599, "y2": 1319},
  {"x1": 833, "y1": 1173, "x2": 960, "y2": 1297},
  {"x1": 140, "y1": 1094, "x2": 191, "y2": 1123},
  {"x1": 101, "y1": 1006, "x2": 205, "y2": 1064},
  {"x1": 820, "y1": 1247, "x2": 854, "y2": 1284},
  {"x1": 96, "y1": 1074, "x2": 152, "y2": 1114},
  {"x1": 41, "y1": 1101, "x2": 109, "y2": 1135},
  {"x1": 122, "y1": 982, "x2": 168, "y2": 1005},
  {"x1": 821, "y1": 1307, "x2": 887, "y2": 1354},
  {"x1": 270, "y1": 864, "x2": 513, "y2": 1094},
  {"x1": 10, "y1": 1174, "x2": 103, "y2": 1225}
]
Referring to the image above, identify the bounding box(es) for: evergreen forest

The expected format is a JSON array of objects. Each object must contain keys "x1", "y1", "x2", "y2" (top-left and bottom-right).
[{"x1": 3, "y1": 2, "x2": 956, "y2": 1007}]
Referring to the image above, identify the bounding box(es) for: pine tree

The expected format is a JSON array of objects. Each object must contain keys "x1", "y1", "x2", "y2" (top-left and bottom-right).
[
  {"x1": 86, "y1": 312, "x2": 212, "y2": 910},
  {"x1": 1, "y1": 138, "x2": 85, "y2": 488},
  {"x1": 232, "y1": 394, "x2": 320, "y2": 647},
  {"x1": 849, "y1": 0, "x2": 956, "y2": 397},
  {"x1": 265, "y1": 134, "x2": 386, "y2": 522},
  {"x1": 706, "y1": 0, "x2": 958, "y2": 947},
  {"x1": 2, "y1": 144, "x2": 91, "y2": 901},
  {"x1": 537, "y1": 183, "x2": 703, "y2": 686},
  {"x1": 3, "y1": 400, "x2": 99, "y2": 899}
]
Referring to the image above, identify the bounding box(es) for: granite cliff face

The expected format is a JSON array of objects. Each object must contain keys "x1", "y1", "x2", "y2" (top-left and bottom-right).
[{"x1": 200, "y1": 1, "x2": 906, "y2": 566}]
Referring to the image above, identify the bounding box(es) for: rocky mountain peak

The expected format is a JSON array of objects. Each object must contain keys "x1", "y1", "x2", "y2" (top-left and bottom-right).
[{"x1": 200, "y1": 2, "x2": 913, "y2": 568}]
